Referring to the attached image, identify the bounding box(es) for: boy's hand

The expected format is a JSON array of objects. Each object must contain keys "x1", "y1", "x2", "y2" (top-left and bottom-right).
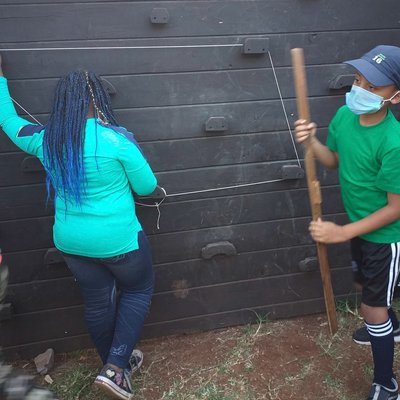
[
  {"x1": 309, "y1": 218, "x2": 349, "y2": 244},
  {"x1": 294, "y1": 119, "x2": 317, "y2": 145}
]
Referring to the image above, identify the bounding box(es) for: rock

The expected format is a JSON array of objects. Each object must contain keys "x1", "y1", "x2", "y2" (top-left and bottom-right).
[{"x1": 34, "y1": 349, "x2": 54, "y2": 375}]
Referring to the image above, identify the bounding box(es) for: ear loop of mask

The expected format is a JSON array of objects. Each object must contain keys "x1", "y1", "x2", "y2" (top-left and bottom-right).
[
  {"x1": 383, "y1": 90, "x2": 400, "y2": 105},
  {"x1": 85, "y1": 71, "x2": 109, "y2": 125}
]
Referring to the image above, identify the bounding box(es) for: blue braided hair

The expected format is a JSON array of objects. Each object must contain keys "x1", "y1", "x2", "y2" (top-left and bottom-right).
[{"x1": 43, "y1": 70, "x2": 119, "y2": 207}]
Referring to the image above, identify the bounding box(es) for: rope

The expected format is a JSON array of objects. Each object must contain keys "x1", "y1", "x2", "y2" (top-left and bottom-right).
[
  {"x1": 135, "y1": 187, "x2": 167, "y2": 229},
  {"x1": 141, "y1": 50, "x2": 299, "y2": 200},
  {"x1": 10, "y1": 97, "x2": 42, "y2": 125},
  {"x1": 134, "y1": 178, "x2": 287, "y2": 229},
  {"x1": 165, "y1": 178, "x2": 285, "y2": 198},
  {"x1": 0, "y1": 44, "x2": 243, "y2": 52},
  {"x1": 268, "y1": 51, "x2": 301, "y2": 168},
  {"x1": 4, "y1": 47, "x2": 303, "y2": 229}
]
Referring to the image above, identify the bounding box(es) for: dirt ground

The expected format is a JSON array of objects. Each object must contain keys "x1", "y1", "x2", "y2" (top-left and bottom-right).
[{"x1": 15, "y1": 310, "x2": 395, "y2": 400}]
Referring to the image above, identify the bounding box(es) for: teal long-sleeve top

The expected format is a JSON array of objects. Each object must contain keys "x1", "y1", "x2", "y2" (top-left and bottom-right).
[{"x1": 0, "y1": 76, "x2": 157, "y2": 257}]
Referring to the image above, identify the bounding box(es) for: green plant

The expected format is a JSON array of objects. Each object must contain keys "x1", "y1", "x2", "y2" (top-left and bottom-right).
[{"x1": 50, "y1": 364, "x2": 106, "y2": 400}]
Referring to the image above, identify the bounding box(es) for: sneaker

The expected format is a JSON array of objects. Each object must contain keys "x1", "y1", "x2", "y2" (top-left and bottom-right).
[
  {"x1": 367, "y1": 378, "x2": 399, "y2": 400},
  {"x1": 128, "y1": 349, "x2": 143, "y2": 374},
  {"x1": 94, "y1": 365, "x2": 134, "y2": 400},
  {"x1": 353, "y1": 326, "x2": 400, "y2": 345}
]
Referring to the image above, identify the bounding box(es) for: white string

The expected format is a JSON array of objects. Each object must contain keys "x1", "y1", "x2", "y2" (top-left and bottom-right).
[
  {"x1": 135, "y1": 188, "x2": 167, "y2": 229},
  {"x1": 268, "y1": 51, "x2": 301, "y2": 168},
  {"x1": 142, "y1": 51, "x2": 300, "y2": 200},
  {"x1": 135, "y1": 180, "x2": 285, "y2": 228},
  {"x1": 0, "y1": 44, "x2": 243, "y2": 52},
  {"x1": 4, "y1": 46, "x2": 303, "y2": 229},
  {"x1": 165, "y1": 178, "x2": 285, "y2": 198},
  {"x1": 10, "y1": 96, "x2": 42, "y2": 124}
]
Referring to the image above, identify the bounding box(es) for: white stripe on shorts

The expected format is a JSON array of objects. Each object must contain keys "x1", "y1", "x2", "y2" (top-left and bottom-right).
[{"x1": 387, "y1": 242, "x2": 400, "y2": 307}]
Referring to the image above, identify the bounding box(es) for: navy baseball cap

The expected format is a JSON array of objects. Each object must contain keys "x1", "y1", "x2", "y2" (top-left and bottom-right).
[{"x1": 344, "y1": 45, "x2": 400, "y2": 88}]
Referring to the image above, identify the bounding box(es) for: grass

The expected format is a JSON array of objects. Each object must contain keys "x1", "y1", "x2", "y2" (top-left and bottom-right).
[
  {"x1": 157, "y1": 316, "x2": 272, "y2": 400},
  {"x1": 19, "y1": 301, "x2": 388, "y2": 400},
  {"x1": 48, "y1": 363, "x2": 107, "y2": 400},
  {"x1": 193, "y1": 383, "x2": 230, "y2": 400}
]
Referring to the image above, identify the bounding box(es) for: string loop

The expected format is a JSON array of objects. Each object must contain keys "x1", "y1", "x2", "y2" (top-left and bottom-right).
[{"x1": 6, "y1": 48, "x2": 301, "y2": 230}]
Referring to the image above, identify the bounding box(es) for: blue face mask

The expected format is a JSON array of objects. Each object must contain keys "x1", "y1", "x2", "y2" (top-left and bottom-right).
[{"x1": 345, "y1": 85, "x2": 399, "y2": 115}]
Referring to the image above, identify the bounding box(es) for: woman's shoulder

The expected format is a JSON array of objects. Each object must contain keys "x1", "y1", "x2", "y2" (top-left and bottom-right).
[
  {"x1": 98, "y1": 122, "x2": 140, "y2": 146},
  {"x1": 92, "y1": 121, "x2": 144, "y2": 156}
]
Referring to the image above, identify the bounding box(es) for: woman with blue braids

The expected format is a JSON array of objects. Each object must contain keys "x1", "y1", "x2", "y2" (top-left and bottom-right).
[{"x1": 0, "y1": 54, "x2": 157, "y2": 400}]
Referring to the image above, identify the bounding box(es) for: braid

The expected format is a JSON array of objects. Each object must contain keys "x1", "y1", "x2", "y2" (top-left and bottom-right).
[
  {"x1": 43, "y1": 70, "x2": 118, "y2": 207},
  {"x1": 85, "y1": 71, "x2": 118, "y2": 126}
]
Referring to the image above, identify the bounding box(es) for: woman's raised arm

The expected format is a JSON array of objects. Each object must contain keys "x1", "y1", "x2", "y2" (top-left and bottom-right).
[{"x1": 0, "y1": 53, "x2": 44, "y2": 156}]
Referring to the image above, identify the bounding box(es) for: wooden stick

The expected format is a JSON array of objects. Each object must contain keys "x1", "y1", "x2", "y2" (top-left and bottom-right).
[{"x1": 291, "y1": 48, "x2": 338, "y2": 335}]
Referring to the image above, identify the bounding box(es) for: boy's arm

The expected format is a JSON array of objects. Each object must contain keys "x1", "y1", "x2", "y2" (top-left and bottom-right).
[
  {"x1": 294, "y1": 120, "x2": 338, "y2": 169},
  {"x1": 310, "y1": 192, "x2": 400, "y2": 243}
]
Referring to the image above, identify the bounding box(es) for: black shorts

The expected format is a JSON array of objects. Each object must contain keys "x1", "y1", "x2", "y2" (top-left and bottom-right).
[{"x1": 351, "y1": 237, "x2": 400, "y2": 307}]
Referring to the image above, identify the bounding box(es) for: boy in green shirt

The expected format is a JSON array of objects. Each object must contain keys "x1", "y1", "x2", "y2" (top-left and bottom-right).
[{"x1": 295, "y1": 45, "x2": 400, "y2": 400}]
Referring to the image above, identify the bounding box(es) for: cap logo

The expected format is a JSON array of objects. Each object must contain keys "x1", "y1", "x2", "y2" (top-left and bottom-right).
[{"x1": 372, "y1": 53, "x2": 386, "y2": 64}]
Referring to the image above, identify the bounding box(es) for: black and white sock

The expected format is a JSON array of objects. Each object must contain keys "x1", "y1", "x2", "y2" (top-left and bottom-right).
[{"x1": 366, "y1": 318, "x2": 395, "y2": 389}]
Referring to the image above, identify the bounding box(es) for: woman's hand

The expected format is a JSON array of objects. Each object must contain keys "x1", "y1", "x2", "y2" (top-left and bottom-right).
[
  {"x1": 0, "y1": 54, "x2": 3, "y2": 76},
  {"x1": 309, "y1": 218, "x2": 349, "y2": 244},
  {"x1": 294, "y1": 119, "x2": 317, "y2": 145}
]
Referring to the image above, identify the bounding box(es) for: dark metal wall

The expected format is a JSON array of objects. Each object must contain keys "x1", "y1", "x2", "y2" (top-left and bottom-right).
[{"x1": 0, "y1": 0, "x2": 399, "y2": 359}]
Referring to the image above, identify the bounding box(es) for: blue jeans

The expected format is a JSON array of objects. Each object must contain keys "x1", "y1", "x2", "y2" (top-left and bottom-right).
[{"x1": 61, "y1": 231, "x2": 154, "y2": 369}]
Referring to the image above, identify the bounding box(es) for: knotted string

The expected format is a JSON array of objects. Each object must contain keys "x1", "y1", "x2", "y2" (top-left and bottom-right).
[{"x1": 6, "y1": 46, "x2": 301, "y2": 229}]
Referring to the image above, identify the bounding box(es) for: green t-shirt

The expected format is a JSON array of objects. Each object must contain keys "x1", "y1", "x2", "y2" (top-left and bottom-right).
[
  {"x1": 327, "y1": 105, "x2": 400, "y2": 243},
  {"x1": 0, "y1": 76, "x2": 157, "y2": 257}
]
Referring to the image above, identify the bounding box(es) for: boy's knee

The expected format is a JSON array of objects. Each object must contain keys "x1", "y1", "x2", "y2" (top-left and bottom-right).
[{"x1": 361, "y1": 303, "x2": 389, "y2": 324}]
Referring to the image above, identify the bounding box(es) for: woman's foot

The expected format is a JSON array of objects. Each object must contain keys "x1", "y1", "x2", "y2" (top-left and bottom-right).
[
  {"x1": 94, "y1": 365, "x2": 134, "y2": 400},
  {"x1": 128, "y1": 349, "x2": 144, "y2": 374}
]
